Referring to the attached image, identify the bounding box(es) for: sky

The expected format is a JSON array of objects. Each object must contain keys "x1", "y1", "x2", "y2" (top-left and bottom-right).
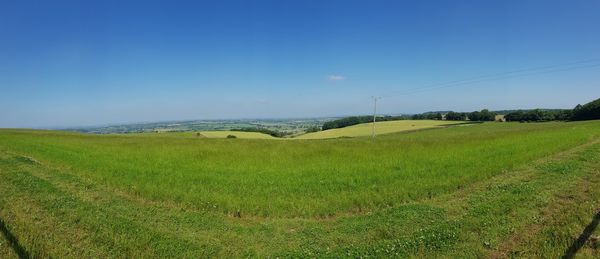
[{"x1": 1, "y1": 0, "x2": 599, "y2": 128}]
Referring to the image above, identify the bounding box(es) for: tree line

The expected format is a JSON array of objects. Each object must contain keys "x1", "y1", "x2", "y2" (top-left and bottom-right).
[
  {"x1": 322, "y1": 115, "x2": 409, "y2": 130},
  {"x1": 503, "y1": 109, "x2": 571, "y2": 122},
  {"x1": 320, "y1": 111, "x2": 494, "y2": 130},
  {"x1": 231, "y1": 127, "x2": 288, "y2": 137},
  {"x1": 318, "y1": 97, "x2": 600, "y2": 130},
  {"x1": 504, "y1": 98, "x2": 600, "y2": 121},
  {"x1": 571, "y1": 97, "x2": 600, "y2": 121}
]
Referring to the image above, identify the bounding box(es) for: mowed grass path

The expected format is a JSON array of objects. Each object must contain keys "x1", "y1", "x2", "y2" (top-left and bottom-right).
[
  {"x1": 0, "y1": 121, "x2": 600, "y2": 257},
  {"x1": 295, "y1": 119, "x2": 467, "y2": 139}
]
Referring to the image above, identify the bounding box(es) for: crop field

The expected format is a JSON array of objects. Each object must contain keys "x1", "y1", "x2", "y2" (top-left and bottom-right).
[
  {"x1": 1, "y1": 121, "x2": 600, "y2": 257},
  {"x1": 295, "y1": 119, "x2": 468, "y2": 139},
  {"x1": 123, "y1": 120, "x2": 465, "y2": 140}
]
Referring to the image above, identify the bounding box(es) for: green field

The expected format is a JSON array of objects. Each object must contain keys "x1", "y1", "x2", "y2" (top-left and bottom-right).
[
  {"x1": 295, "y1": 120, "x2": 468, "y2": 139},
  {"x1": 112, "y1": 130, "x2": 276, "y2": 139},
  {"x1": 121, "y1": 120, "x2": 466, "y2": 140},
  {"x1": 197, "y1": 130, "x2": 276, "y2": 139},
  {"x1": 1, "y1": 121, "x2": 600, "y2": 257}
]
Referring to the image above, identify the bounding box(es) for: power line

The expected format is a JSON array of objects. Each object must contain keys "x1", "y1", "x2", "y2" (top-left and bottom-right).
[
  {"x1": 366, "y1": 58, "x2": 600, "y2": 128},
  {"x1": 398, "y1": 62, "x2": 600, "y2": 96},
  {"x1": 380, "y1": 58, "x2": 600, "y2": 98}
]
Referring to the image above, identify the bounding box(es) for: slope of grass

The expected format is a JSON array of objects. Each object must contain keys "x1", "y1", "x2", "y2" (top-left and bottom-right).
[
  {"x1": 0, "y1": 122, "x2": 598, "y2": 218},
  {"x1": 295, "y1": 119, "x2": 468, "y2": 139},
  {"x1": 0, "y1": 121, "x2": 599, "y2": 257}
]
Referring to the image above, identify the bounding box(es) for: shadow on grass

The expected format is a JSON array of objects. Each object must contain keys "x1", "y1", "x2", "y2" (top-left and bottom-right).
[
  {"x1": 563, "y1": 209, "x2": 600, "y2": 259},
  {"x1": 0, "y1": 218, "x2": 30, "y2": 259}
]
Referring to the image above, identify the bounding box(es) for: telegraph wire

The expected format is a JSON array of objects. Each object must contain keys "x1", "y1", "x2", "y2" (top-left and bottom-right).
[{"x1": 378, "y1": 58, "x2": 600, "y2": 98}]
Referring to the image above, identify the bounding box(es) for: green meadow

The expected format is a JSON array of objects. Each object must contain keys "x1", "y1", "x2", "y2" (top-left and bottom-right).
[{"x1": 1, "y1": 121, "x2": 599, "y2": 257}]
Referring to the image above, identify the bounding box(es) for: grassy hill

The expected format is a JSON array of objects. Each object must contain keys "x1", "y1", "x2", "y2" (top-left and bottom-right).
[
  {"x1": 296, "y1": 119, "x2": 468, "y2": 139},
  {"x1": 0, "y1": 121, "x2": 599, "y2": 257}
]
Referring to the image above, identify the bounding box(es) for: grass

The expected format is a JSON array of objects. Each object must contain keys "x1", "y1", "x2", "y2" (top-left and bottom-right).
[
  {"x1": 123, "y1": 120, "x2": 467, "y2": 140},
  {"x1": 196, "y1": 130, "x2": 276, "y2": 139},
  {"x1": 0, "y1": 121, "x2": 599, "y2": 257},
  {"x1": 0, "y1": 231, "x2": 18, "y2": 259},
  {"x1": 295, "y1": 119, "x2": 468, "y2": 139},
  {"x1": 116, "y1": 130, "x2": 276, "y2": 139},
  {"x1": 1, "y1": 122, "x2": 594, "y2": 218}
]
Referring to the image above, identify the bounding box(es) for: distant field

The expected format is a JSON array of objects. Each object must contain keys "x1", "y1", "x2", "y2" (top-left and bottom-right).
[
  {"x1": 197, "y1": 130, "x2": 276, "y2": 139},
  {"x1": 121, "y1": 120, "x2": 466, "y2": 140},
  {"x1": 116, "y1": 130, "x2": 276, "y2": 139},
  {"x1": 0, "y1": 121, "x2": 599, "y2": 257},
  {"x1": 69, "y1": 118, "x2": 331, "y2": 134},
  {"x1": 295, "y1": 119, "x2": 468, "y2": 139}
]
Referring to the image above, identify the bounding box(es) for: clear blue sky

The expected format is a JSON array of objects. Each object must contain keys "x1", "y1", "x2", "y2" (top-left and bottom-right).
[{"x1": 1, "y1": 0, "x2": 599, "y2": 128}]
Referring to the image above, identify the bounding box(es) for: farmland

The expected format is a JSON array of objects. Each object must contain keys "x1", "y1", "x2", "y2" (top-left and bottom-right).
[
  {"x1": 296, "y1": 119, "x2": 468, "y2": 139},
  {"x1": 1, "y1": 121, "x2": 600, "y2": 257},
  {"x1": 66, "y1": 118, "x2": 331, "y2": 135},
  {"x1": 116, "y1": 120, "x2": 467, "y2": 140},
  {"x1": 197, "y1": 131, "x2": 276, "y2": 139}
]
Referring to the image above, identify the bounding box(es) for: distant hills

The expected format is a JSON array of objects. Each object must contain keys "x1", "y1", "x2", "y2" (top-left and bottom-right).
[
  {"x1": 66, "y1": 97, "x2": 600, "y2": 134},
  {"x1": 65, "y1": 118, "x2": 332, "y2": 134}
]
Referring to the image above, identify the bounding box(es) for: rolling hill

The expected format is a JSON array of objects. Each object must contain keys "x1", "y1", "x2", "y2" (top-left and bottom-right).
[
  {"x1": 1, "y1": 121, "x2": 599, "y2": 257},
  {"x1": 295, "y1": 120, "x2": 469, "y2": 139}
]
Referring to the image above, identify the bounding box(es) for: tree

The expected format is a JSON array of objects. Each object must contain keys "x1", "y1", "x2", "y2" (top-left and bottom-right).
[
  {"x1": 321, "y1": 115, "x2": 409, "y2": 130},
  {"x1": 505, "y1": 111, "x2": 524, "y2": 122},
  {"x1": 571, "y1": 98, "x2": 600, "y2": 121},
  {"x1": 446, "y1": 111, "x2": 467, "y2": 121},
  {"x1": 505, "y1": 109, "x2": 572, "y2": 122},
  {"x1": 468, "y1": 109, "x2": 496, "y2": 121},
  {"x1": 232, "y1": 127, "x2": 286, "y2": 137},
  {"x1": 524, "y1": 109, "x2": 542, "y2": 121},
  {"x1": 554, "y1": 110, "x2": 572, "y2": 120},
  {"x1": 411, "y1": 114, "x2": 426, "y2": 120},
  {"x1": 424, "y1": 113, "x2": 442, "y2": 120},
  {"x1": 322, "y1": 116, "x2": 372, "y2": 130},
  {"x1": 305, "y1": 126, "x2": 321, "y2": 133}
]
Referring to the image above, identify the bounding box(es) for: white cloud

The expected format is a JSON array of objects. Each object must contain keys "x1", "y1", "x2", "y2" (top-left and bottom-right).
[{"x1": 328, "y1": 75, "x2": 345, "y2": 81}]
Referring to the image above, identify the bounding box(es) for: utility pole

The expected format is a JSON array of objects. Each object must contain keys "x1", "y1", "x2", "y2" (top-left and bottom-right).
[{"x1": 372, "y1": 96, "x2": 381, "y2": 138}]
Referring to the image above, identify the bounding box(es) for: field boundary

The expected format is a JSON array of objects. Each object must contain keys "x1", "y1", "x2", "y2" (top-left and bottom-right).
[{"x1": 294, "y1": 121, "x2": 479, "y2": 140}]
